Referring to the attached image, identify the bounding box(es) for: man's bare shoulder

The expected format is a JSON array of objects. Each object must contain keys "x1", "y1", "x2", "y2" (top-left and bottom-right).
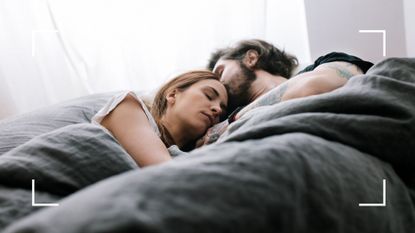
[{"x1": 314, "y1": 61, "x2": 364, "y2": 79}]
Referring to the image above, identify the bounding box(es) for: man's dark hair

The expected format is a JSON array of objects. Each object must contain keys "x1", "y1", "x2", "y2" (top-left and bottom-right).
[
  {"x1": 207, "y1": 48, "x2": 230, "y2": 71},
  {"x1": 207, "y1": 39, "x2": 298, "y2": 78}
]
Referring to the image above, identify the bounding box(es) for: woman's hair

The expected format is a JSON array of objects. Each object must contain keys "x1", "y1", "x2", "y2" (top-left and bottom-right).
[{"x1": 151, "y1": 70, "x2": 220, "y2": 149}]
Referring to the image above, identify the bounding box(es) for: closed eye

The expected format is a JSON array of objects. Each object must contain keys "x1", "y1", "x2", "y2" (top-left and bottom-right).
[{"x1": 204, "y1": 92, "x2": 213, "y2": 100}]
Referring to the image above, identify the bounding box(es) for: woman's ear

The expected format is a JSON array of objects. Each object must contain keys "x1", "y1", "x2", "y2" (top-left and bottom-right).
[
  {"x1": 165, "y1": 89, "x2": 177, "y2": 105},
  {"x1": 242, "y1": 49, "x2": 259, "y2": 69}
]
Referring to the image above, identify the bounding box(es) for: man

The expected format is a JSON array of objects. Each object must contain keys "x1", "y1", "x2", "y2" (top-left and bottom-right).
[
  {"x1": 208, "y1": 40, "x2": 298, "y2": 114},
  {"x1": 208, "y1": 39, "x2": 373, "y2": 115},
  {"x1": 196, "y1": 39, "x2": 373, "y2": 147}
]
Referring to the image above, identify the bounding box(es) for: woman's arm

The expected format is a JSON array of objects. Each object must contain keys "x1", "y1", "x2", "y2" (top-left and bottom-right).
[{"x1": 101, "y1": 94, "x2": 171, "y2": 167}]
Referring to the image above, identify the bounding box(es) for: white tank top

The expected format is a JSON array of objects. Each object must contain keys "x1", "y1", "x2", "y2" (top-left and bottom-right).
[{"x1": 91, "y1": 91, "x2": 160, "y2": 137}]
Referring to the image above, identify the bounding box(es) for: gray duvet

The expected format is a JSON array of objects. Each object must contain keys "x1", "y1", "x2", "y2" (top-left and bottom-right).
[{"x1": 1, "y1": 58, "x2": 415, "y2": 232}]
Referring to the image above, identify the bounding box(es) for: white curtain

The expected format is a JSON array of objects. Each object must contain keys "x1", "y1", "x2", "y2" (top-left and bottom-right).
[{"x1": 0, "y1": 0, "x2": 310, "y2": 119}]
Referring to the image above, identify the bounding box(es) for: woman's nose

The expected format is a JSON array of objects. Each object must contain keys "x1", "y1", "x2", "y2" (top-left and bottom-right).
[{"x1": 211, "y1": 104, "x2": 222, "y2": 116}]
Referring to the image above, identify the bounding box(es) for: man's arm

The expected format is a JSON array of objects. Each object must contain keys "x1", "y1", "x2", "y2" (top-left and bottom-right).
[
  {"x1": 235, "y1": 61, "x2": 363, "y2": 119},
  {"x1": 197, "y1": 61, "x2": 365, "y2": 147},
  {"x1": 281, "y1": 61, "x2": 363, "y2": 101}
]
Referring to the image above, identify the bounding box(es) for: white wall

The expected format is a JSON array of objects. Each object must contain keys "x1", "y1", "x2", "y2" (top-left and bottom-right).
[
  {"x1": 0, "y1": 0, "x2": 271, "y2": 119},
  {"x1": 0, "y1": 78, "x2": 17, "y2": 119},
  {"x1": 304, "y1": 0, "x2": 407, "y2": 63},
  {"x1": 403, "y1": 0, "x2": 415, "y2": 57},
  {"x1": 265, "y1": 0, "x2": 311, "y2": 64},
  {"x1": 2, "y1": 0, "x2": 413, "y2": 120}
]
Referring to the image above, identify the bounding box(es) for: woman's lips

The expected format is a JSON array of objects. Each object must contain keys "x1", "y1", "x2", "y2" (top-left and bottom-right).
[{"x1": 201, "y1": 112, "x2": 213, "y2": 126}]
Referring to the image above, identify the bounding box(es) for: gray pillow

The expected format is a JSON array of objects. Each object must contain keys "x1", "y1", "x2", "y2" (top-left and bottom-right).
[{"x1": 0, "y1": 93, "x2": 115, "y2": 156}]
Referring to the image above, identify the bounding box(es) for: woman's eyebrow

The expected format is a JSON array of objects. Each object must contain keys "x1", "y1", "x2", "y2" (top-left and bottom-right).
[{"x1": 206, "y1": 86, "x2": 219, "y2": 97}]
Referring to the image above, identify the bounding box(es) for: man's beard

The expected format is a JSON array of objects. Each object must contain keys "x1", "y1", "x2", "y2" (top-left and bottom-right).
[{"x1": 225, "y1": 63, "x2": 256, "y2": 115}]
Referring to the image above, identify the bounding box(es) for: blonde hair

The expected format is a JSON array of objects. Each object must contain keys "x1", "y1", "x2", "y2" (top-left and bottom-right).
[{"x1": 151, "y1": 70, "x2": 220, "y2": 149}]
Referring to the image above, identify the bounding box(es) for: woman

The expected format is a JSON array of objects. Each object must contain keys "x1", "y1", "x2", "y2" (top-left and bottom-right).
[{"x1": 92, "y1": 70, "x2": 228, "y2": 167}]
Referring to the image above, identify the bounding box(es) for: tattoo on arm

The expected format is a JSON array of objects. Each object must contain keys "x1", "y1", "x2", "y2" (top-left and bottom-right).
[
  {"x1": 236, "y1": 82, "x2": 289, "y2": 118},
  {"x1": 322, "y1": 62, "x2": 364, "y2": 80},
  {"x1": 275, "y1": 82, "x2": 289, "y2": 102},
  {"x1": 326, "y1": 64, "x2": 354, "y2": 80}
]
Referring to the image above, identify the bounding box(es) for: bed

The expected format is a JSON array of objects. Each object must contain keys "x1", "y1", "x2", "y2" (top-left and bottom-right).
[{"x1": 1, "y1": 57, "x2": 414, "y2": 232}]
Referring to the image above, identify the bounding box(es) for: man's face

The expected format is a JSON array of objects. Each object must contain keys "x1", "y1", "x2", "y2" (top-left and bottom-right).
[{"x1": 213, "y1": 58, "x2": 256, "y2": 112}]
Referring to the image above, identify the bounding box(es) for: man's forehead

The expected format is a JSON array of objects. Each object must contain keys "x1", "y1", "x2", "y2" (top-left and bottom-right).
[{"x1": 213, "y1": 58, "x2": 227, "y2": 71}]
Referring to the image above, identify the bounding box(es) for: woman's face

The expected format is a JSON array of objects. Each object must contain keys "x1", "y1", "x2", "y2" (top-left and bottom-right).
[{"x1": 169, "y1": 79, "x2": 228, "y2": 137}]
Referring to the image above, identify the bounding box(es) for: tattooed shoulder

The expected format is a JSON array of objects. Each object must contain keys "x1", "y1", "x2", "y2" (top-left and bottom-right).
[
  {"x1": 236, "y1": 82, "x2": 289, "y2": 118},
  {"x1": 320, "y1": 61, "x2": 363, "y2": 80},
  {"x1": 326, "y1": 64, "x2": 354, "y2": 80}
]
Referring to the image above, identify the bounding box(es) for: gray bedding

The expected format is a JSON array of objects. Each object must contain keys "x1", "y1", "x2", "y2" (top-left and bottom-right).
[
  {"x1": 0, "y1": 92, "x2": 114, "y2": 155},
  {"x1": 0, "y1": 93, "x2": 139, "y2": 229},
  {"x1": 1, "y1": 58, "x2": 415, "y2": 232}
]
